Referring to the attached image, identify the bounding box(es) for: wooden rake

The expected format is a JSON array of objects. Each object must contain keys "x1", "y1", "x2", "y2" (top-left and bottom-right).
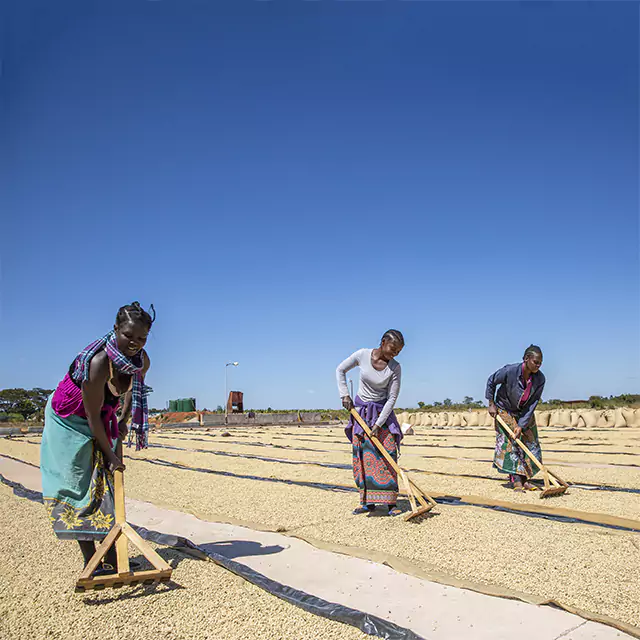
[
  {"x1": 350, "y1": 409, "x2": 437, "y2": 520},
  {"x1": 496, "y1": 414, "x2": 569, "y2": 498},
  {"x1": 75, "y1": 452, "x2": 173, "y2": 592}
]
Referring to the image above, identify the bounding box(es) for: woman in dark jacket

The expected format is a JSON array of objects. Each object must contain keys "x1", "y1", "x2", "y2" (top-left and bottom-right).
[{"x1": 485, "y1": 345, "x2": 545, "y2": 491}]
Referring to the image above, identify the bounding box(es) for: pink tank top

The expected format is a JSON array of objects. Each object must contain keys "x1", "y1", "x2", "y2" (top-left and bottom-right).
[
  {"x1": 52, "y1": 373, "x2": 119, "y2": 446},
  {"x1": 518, "y1": 363, "x2": 533, "y2": 407}
]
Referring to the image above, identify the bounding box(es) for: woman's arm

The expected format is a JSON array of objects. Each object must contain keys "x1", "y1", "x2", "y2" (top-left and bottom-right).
[
  {"x1": 336, "y1": 350, "x2": 361, "y2": 409},
  {"x1": 485, "y1": 364, "x2": 509, "y2": 417},
  {"x1": 375, "y1": 364, "x2": 401, "y2": 428},
  {"x1": 82, "y1": 352, "x2": 124, "y2": 471}
]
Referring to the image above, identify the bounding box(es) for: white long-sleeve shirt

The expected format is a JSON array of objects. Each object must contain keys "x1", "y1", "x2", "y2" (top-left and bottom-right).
[{"x1": 336, "y1": 348, "x2": 402, "y2": 427}]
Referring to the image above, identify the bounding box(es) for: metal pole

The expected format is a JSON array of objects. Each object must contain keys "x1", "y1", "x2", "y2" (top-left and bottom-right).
[{"x1": 224, "y1": 362, "x2": 239, "y2": 424}]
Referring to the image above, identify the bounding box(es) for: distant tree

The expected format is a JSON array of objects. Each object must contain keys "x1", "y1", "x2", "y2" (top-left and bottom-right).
[
  {"x1": 433, "y1": 401, "x2": 442, "y2": 408},
  {"x1": 0, "y1": 388, "x2": 54, "y2": 420},
  {"x1": 443, "y1": 398, "x2": 452, "y2": 407},
  {"x1": 215, "y1": 405, "x2": 224, "y2": 413},
  {"x1": 417, "y1": 401, "x2": 425, "y2": 409},
  {"x1": 463, "y1": 396, "x2": 474, "y2": 405}
]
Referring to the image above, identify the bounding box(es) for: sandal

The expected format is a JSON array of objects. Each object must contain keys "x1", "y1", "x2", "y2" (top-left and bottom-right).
[
  {"x1": 92, "y1": 563, "x2": 117, "y2": 577},
  {"x1": 353, "y1": 505, "x2": 375, "y2": 515},
  {"x1": 91, "y1": 560, "x2": 142, "y2": 577},
  {"x1": 367, "y1": 505, "x2": 401, "y2": 517}
]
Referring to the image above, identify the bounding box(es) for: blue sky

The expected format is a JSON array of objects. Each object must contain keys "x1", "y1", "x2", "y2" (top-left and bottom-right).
[{"x1": 1, "y1": 1, "x2": 638, "y2": 410}]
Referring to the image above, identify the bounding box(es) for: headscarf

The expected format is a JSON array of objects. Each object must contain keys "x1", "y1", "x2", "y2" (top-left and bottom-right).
[{"x1": 72, "y1": 331, "x2": 152, "y2": 450}]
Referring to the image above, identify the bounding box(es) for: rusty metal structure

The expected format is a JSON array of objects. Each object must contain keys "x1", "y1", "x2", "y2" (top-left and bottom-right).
[{"x1": 226, "y1": 391, "x2": 244, "y2": 414}]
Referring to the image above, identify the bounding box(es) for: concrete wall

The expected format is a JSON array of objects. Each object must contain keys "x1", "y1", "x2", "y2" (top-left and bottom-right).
[
  {"x1": 0, "y1": 426, "x2": 44, "y2": 437},
  {"x1": 201, "y1": 412, "x2": 324, "y2": 427}
]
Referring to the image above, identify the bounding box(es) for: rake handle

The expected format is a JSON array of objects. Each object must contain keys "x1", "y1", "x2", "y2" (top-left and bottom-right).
[
  {"x1": 113, "y1": 440, "x2": 130, "y2": 571},
  {"x1": 495, "y1": 414, "x2": 566, "y2": 488},
  {"x1": 495, "y1": 414, "x2": 542, "y2": 467},
  {"x1": 349, "y1": 409, "x2": 434, "y2": 507},
  {"x1": 349, "y1": 409, "x2": 403, "y2": 475}
]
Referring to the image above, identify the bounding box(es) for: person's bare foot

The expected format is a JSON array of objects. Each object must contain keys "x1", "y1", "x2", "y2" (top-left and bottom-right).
[
  {"x1": 523, "y1": 481, "x2": 539, "y2": 491},
  {"x1": 512, "y1": 480, "x2": 524, "y2": 492}
]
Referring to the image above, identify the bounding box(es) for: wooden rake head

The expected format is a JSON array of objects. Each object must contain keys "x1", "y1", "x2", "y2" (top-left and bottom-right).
[
  {"x1": 75, "y1": 468, "x2": 173, "y2": 593},
  {"x1": 75, "y1": 522, "x2": 172, "y2": 592},
  {"x1": 539, "y1": 486, "x2": 568, "y2": 498},
  {"x1": 403, "y1": 504, "x2": 435, "y2": 521}
]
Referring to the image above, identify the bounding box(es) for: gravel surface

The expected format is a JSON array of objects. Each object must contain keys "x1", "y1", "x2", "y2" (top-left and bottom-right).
[
  {"x1": 3, "y1": 435, "x2": 640, "y2": 519},
  {"x1": 2, "y1": 425, "x2": 639, "y2": 630},
  {"x1": 0, "y1": 484, "x2": 369, "y2": 640}
]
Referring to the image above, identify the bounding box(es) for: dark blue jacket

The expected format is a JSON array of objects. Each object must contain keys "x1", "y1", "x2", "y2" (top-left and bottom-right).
[{"x1": 485, "y1": 362, "x2": 545, "y2": 429}]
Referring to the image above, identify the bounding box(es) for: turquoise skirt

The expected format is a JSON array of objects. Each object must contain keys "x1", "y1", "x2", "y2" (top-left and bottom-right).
[{"x1": 40, "y1": 396, "x2": 116, "y2": 540}]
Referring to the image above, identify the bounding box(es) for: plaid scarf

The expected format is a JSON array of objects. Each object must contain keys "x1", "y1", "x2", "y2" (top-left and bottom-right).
[{"x1": 72, "y1": 331, "x2": 152, "y2": 450}]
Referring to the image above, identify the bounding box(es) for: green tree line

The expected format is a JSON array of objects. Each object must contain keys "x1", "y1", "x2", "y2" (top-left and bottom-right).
[
  {"x1": 0, "y1": 388, "x2": 54, "y2": 421},
  {"x1": 2, "y1": 388, "x2": 638, "y2": 424},
  {"x1": 406, "y1": 394, "x2": 640, "y2": 413}
]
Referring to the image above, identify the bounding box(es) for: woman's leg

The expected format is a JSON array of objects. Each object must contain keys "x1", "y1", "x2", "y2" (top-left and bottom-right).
[
  {"x1": 509, "y1": 474, "x2": 524, "y2": 491},
  {"x1": 352, "y1": 435, "x2": 369, "y2": 510},
  {"x1": 77, "y1": 540, "x2": 118, "y2": 571},
  {"x1": 105, "y1": 544, "x2": 117, "y2": 568},
  {"x1": 78, "y1": 540, "x2": 96, "y2": 566}
]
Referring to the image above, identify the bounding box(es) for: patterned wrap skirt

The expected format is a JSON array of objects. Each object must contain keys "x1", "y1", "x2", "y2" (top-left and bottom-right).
[
  {"x1": 352, "y1": 426, "x2": 399, "y2": 506},
  {"x1": 493, "y1": 408, "x2": 542, "y2": 479},
  {"x1": 40, "y1": 396, "x2": 116, "y2": 540}
]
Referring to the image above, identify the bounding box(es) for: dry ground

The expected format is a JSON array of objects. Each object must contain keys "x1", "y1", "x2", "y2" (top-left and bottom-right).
[{"x1": 1, "y1": 423, "x2": 639, "y2": 631}]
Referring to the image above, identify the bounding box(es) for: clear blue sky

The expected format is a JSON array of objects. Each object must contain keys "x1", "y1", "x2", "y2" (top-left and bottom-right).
[{"x1": 1, "y1": 1, "x2": 638, "y2": 410}]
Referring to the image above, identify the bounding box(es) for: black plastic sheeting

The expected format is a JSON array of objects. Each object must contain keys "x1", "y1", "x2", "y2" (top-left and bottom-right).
[
  {"x1": 147, "y1": 442, "x2": 640, "y2": 496},
  {"x1": 3, "y1": 450, "x2": 640, "y2": 529},
  {"x1": 402, "y1": 441, "x2": 640, "y2": 458},
  {"x1": 6, "y1": 437, "x2": 640, "y2": 499},
  {"x1": 0, "y1": 472, "x2": 44, "y2": 503},
  {"x1": 156, "y1": 433, "x2": 640, "y2": 470},
  {"x1": 0, "y1": 472, "x2": 424, "y2": 640},
  {"x1": 149, "y1": 442, "x2": 351, "y2": 470},
  {"x1": 157, "y1": 433, "x2": 328, "y2": 453},
  {"x1": 0, "y1": 452, "x2": 40, "y2": 468},
  {"x1": 139, "y1": 457, "x2": 355, "y2": 493},
  {"x1": 570, "y1": 483, "x2": 640, "y2": 495},
  {"x1": 435, "y1": 495, "x2": 640, "y2": 533},
  {"x1": 138, "y1": 457, "x2": 640, "y2": 533}
]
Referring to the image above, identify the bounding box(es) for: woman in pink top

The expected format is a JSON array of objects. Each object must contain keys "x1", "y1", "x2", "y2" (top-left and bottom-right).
[{"x1": 40, "y1": 302, "x2": 153, "y2": 575}]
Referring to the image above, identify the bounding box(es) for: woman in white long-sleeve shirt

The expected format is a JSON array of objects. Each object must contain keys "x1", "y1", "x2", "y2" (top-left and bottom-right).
[{"x1": 336, "y1": 330, "x2": 404, "y2": 516}]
